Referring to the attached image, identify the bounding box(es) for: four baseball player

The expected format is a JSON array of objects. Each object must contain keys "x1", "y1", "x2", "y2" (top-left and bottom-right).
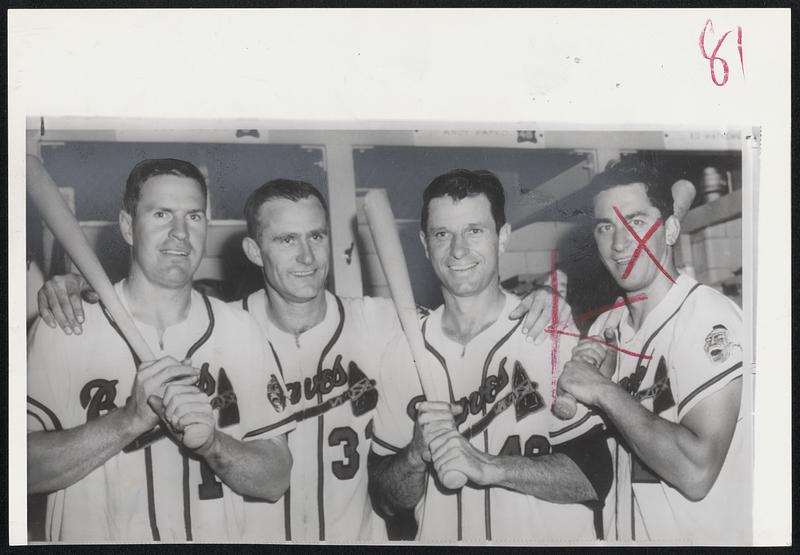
[{"x1": 30, "y1": 155, "x2": 746, "y2": 544}]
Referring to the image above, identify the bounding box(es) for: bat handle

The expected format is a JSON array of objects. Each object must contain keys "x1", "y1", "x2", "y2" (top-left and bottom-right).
[{"x1": 551, "y1": 393, "x2": 578, "y2": 420}]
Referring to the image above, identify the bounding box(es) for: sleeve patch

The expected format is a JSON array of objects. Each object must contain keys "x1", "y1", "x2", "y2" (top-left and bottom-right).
[{"x1": 703, "y1": 324, "x2": 740, "y2": 364}]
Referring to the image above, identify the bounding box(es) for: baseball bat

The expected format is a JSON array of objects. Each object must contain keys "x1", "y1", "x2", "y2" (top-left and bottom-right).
[
  {"x1": 363, "y1": 189, "x2": 468, "y2": 490},
  {"x1": 26, "y1": 155, "x2": 154, "y2": 362}
]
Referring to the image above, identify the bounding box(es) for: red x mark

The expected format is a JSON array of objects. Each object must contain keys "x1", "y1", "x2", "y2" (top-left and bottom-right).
[{"x1": 613, "y1": 206, "x2": 675, "y2": 284}]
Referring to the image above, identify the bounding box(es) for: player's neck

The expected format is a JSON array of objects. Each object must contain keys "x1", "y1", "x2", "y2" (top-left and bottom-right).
[
  {"x1": 625, "y1": 265, "x2": 679, "y2": 331},
  {"x1": 264, "y1": 286, "x2": 328, "y2": 338},
  {"x1": 441, "y1": 284, "x2": 506, "y2": 346},
  {"x1": 122, "y1": 272, "x2": 193, "y2": 340}
]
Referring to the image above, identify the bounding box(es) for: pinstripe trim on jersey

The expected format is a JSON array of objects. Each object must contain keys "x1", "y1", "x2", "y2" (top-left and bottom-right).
[
  {"x1": 284, "y1": 486, "x2": 292, "y2": 541},
  {"x1": 370, "y1": 432, "x2": 402, "y2": 453},
  {"x1": 242, "y1": 295, "x2": 249, "y2": 311},
  {"x1": 420, "y1": 317, "x2": 462, "y2": 538},
  {"x1": 101, "y1": 304, "x2": 142, "y2": 366},
  {"x1": 315, "y1": 295, "x2": 346, "y2": 542},
  {"x1": 182, "y1": 454, "x2": 192, "y2": 540},
  {"x1": 421, "y1": 319, "x2": 455, "y2": 403},
  {"x1": 144, "y1": 446, "x2": 160, "y2": 540},
  {"x1": 549, "y1": 411, "x2": 595, "y2": 439},
  {"x1": 630, "y1": 283, "x2": 702, "y2": 389},
  {"x1": 677, "y1": 363, "x2": 743, "y2": 415},
  {"x1": 267, "y1": 341, "x2": 284, "y2": 379},
  {"x1": 27, "y1": 410, "x2": 48, "y2": 431},
  {"x1": 26, "y1": 396, "x2": 62, "y2": 431},
  {"x1": 185, "y1": 293, "x2": 215, "y2": 359},
  {"x1": 479, "y1": 319, "x2": 521, "y2": 541}
]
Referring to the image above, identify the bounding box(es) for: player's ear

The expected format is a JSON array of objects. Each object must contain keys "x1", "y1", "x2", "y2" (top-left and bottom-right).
[
  {"x1": 419, "y1": 230, "x2": 430, "y2": 260},
  {"x1": 119, "y1": 210, "x2": 134, "y2": 246},
  {"x1": 242, "y1": 236, "x2": 264, "y2": 268},
  {"x1": 664, "y1": 214, "x2": 680, "y2": 247},
  {"x1": 498, "y1": 223, "x2": 511, "y2": 254}
]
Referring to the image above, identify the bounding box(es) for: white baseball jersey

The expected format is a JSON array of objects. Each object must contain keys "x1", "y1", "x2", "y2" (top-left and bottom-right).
[
  {"x1": 27, "y1": 280, "x2": 294, "y2": 543},
  {"x1": 589, "y1": 274, "x2": 749, "y2": 544},
  {"x1": 371, "y1": 291, "x2": 604, "y2": 543},
  {"x1": 241, "y1": 289, "x2": 401, "y2": 542}
]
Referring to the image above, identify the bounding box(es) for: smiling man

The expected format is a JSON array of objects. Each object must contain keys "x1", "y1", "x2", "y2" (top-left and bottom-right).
[
  {"x1": 368, "y1": 169, "x2": 612, "y2": 543},
  {"x1": 36, "y1": 176, "x2": 572, "y2": 543},
  {"x1": 27, "y1": 158, "x2": 293, "y2": 542},
  {"x1": 557, "y1": 157, "x2": 747, "y2": 544}
]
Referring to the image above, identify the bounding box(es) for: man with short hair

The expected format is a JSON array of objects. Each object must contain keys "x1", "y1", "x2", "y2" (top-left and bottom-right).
[
  {"x1": 557, "y1": 157, "x2": 747, "y2": 543},
  {"x1": 368, "y1": 169, "x2": 612, "y2": 543},
  {"x1": 37, "y1": 176, "x2": 568, "y2": 542},
  {"x1": 27, "y1": 158, "x2": 293, "y2": 542}
]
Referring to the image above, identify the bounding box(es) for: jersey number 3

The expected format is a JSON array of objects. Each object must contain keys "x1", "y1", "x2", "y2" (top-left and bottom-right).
[{"x1": 329, "y1": 426, "x2": 360, "y2": 480}]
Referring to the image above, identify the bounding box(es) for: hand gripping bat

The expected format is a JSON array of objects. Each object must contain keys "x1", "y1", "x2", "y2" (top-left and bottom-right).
[{"x1": 363, "y1": 189, "x2": 468, "y2": 490}]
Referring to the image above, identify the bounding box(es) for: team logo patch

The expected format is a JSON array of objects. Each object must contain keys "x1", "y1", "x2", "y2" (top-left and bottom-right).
[
  {"x1": 267, "y1": 374, "x2": 287, "y2": 413},
  {"x1": 704, "y1": 324, "x2": 734, "y2": 363}
]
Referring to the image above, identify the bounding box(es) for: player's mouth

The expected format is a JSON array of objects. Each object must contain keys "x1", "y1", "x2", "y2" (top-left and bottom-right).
[
  {"x1": 448, "y1": 261, "x2": 479, "y2": 272},
  {"x1": 161, "y1": 248, "x2": 191, "y2": 257},
  {"x1": 612, "y1": 256, "x2": 632, "y2": 268},
  {"x1": 291, "y1": 269, "x2": 317, "y2": 278}
]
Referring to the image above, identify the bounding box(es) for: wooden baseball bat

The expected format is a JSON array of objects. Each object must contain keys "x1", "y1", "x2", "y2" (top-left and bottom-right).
[
  {"x1": 363, "y1": 189, "x2": 468, "y2": 490},
  {"x1": 26, "y1": 155, "x2": 155, "y2": 363}
]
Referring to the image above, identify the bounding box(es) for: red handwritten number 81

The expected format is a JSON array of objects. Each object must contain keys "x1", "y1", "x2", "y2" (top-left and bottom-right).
[{"x1": 699, "y1": 19, "x2": 744, "y2": 87}]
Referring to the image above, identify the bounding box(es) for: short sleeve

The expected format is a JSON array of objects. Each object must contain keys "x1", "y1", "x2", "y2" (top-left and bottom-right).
[
  {"x1": 236, "y1": 317, "x2": 295, "y2": 441},
  {"x1": 27, "y1": 318, "x2": 74, "y2": 433},
  {"x1": 670, "y1": 289, "x2": 744, "y2": 419},
  {"x1": 370, "y1": 332, "x2": 421, "y2": 457},
  {"x1": 548, "y1": 322, "x2": 606, "y2": 445}
]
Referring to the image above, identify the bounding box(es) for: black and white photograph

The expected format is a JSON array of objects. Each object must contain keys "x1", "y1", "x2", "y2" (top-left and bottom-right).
[{"x1": 8, "y1": 9, "x2": 790, "y2": 548}]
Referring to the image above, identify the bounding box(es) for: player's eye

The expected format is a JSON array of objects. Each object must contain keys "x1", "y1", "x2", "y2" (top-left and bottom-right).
[
  {"x1": 468, "y1": 227, "x2": 483, "y2": 235},
  {"x1": 280, "y1": 236, "x2": 296, "y2": 245},
  {"x1": 631, "y1": 218, "x2": 646, "y2": 227},
  {"x1": 434, "y1": 231, "x2": 449, "y2": 240},
  {"x1": 188, "y1": 213, "x2": 204, "y2": 222},
  {"x1": 154, "y1": 210, "x2": 169, "y2": 220},
  {"x1": 595, "y1": 223, "x2": 612, "y2": 234}
]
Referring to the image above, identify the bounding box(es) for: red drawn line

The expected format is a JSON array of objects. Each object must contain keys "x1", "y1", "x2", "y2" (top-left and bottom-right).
[
  {"x1": 550, "y1": 328, "x2": 652, "y2": 361},
  {"x1": 570, "y1": 293, "x2": 648, "y2": 326},
  {"x1": 613, "y1": 206, "x2": 675, "y2": 284},
  {"x1": 549, "y1": 249, "x2": 560, "y2": 403}
]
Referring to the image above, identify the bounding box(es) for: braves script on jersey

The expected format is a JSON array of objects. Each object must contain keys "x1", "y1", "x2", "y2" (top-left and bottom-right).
[
  {"x1": 27, "y1": 281, "x2": 294, "y2": 542},
  {"x1": 371, "y1": 291, "x2": 602, "y2": 543},
  {"x1": 590, "y1": 274, "x2": 748, "y2": 544},
  {"x1": 241, "y1": 290, "x2": 401, "y2": 542}
]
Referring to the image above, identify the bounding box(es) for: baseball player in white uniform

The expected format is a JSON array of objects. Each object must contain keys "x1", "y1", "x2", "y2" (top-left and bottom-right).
[
  {"x1": 27, "y1": 159, "x2": 293, "y2": 542},
  {"x1": 36, "y1": 178, "x2": 570, "y2": 543},
  {"x1": 557, "y1": 157, "x2": 748, "y2": 544},
  {"x1": 368, "y1": 169, "x2": 612, "y2": 543}
]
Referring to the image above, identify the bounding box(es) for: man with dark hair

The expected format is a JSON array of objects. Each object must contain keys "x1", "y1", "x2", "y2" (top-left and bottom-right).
[
  {"x1": 368, "y1": 169, "x2": 612, "y2": 543},
  {"x1": 38, "y1": 174, "x2": 571, "y2": 542},
  {"x1": 27, "y1": 158, "x2": 293, "y2": 542},
  {"x1": 557, "y1": 155, "x2": 747, "y2": 543}
]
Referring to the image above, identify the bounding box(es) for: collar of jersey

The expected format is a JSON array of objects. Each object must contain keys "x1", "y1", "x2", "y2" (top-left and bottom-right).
[
  {"x1": 247, "y1": 288, "x2": 337, "y2": 347},
  {"x1": 425, "y1": 289, "x2": 518, "y2": 353},
  {"x1": 619, "y1": 273, "x2": 696, "y2": 343},
  {"x1": 113, "y1": 279, "x2": 208, "y2": 352}
]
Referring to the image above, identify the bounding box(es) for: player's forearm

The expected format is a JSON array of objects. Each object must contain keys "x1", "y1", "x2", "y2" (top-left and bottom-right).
[
  {"x1": 596, "y1": 384, "x2": 718, "y2": 500},
  {"x1": 28, "y1": 408, "x2": 143, "y2": 493},
  {"x1": 368, "y1": 447, "x2": 427, "y2": 516},
  {"x1": 490, "y1": 452, "x2": 598, "y2": 503},
  {"x1": 197, "y1": 432, "x2": 291, "y2": 502}
]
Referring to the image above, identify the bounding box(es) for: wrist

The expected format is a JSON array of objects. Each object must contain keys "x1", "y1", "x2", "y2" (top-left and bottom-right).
[
  {"x1": 194, "y1": 429, "x2": 219, "y2": 459},
  {"x1": 594, "y1": 379, "x2": 624, "y2": 412},
  {"x1": 483, "y1": 452, "x2": 506, "y2": 486},
  {"x1": 404, "y1": 443, "x2": 427, "y2": 473}
]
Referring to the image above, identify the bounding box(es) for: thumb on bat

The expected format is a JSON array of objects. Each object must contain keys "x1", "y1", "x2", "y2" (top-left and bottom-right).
[{"x1": 598, "y1": 328, "x2": 618, "y2": 379}]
